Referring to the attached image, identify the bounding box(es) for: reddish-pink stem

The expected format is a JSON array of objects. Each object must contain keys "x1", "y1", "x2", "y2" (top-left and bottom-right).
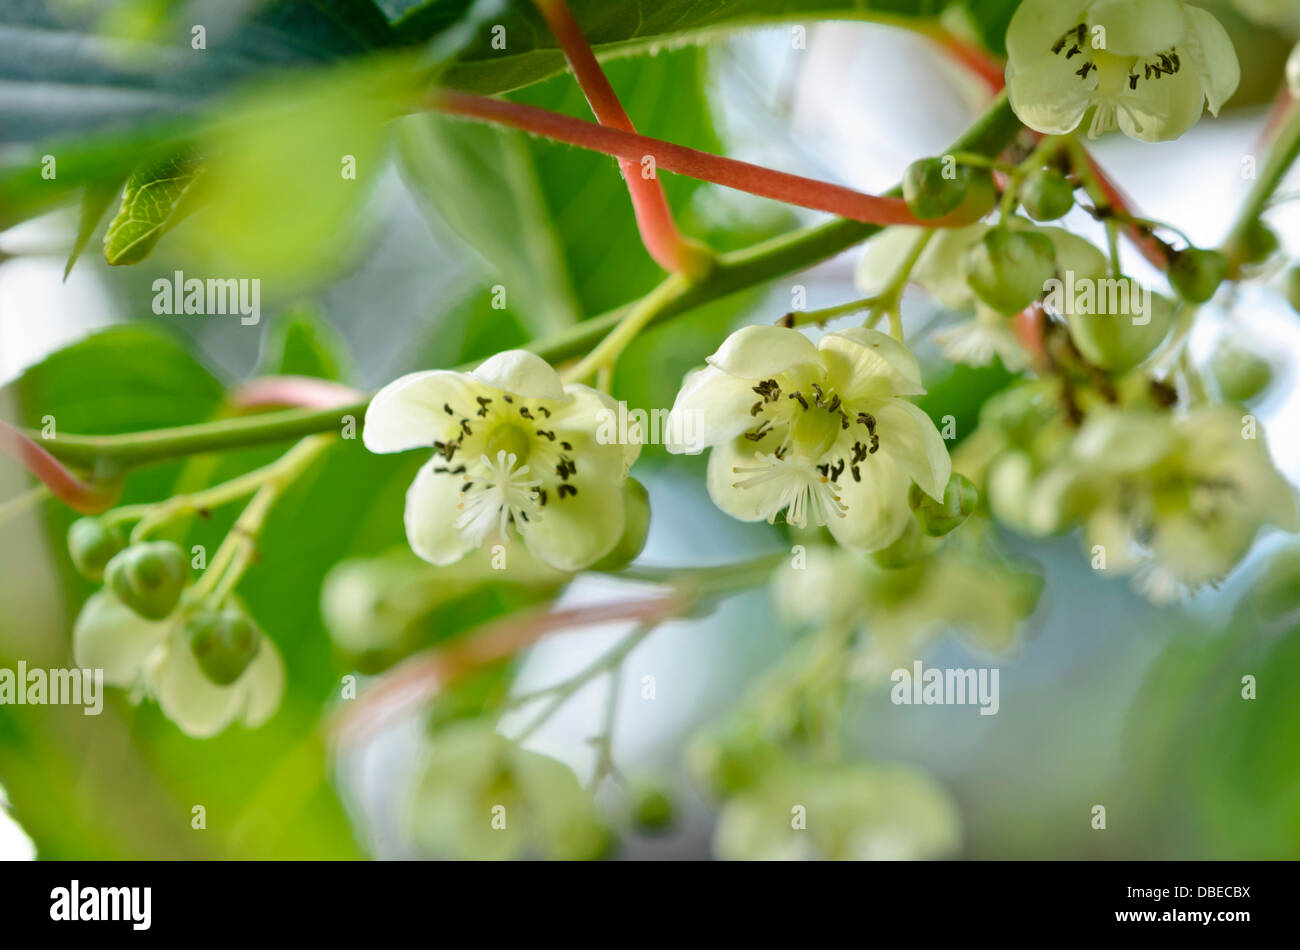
[
  {"x1": 923, "y1": 26, "x2": 1006, "y2": 92},
  {"x1": 1082, "y1": 151, "x2": 1168, "y2": 269},
  {"x1": 230, "y1": 376, "x2": 363, "y2": 411},
  {"x1": 534, "y1": 0, "x2": 708, "y2": 276},
  {"x1": 0, "y1": 419, "x2": 119, "y2": 513},
  {"x1": 435, "y1": 91, "x2": 932, "y2": 226},
  {"x1": 329, "y1": 592, "x2": 683, "y2": 747}
]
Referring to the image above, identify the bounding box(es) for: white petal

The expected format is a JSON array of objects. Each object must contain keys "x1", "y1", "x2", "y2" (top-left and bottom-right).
[
  {"x1": 706, "y1": 437, "x2": 789, "y2": 523},
  {"x1": 826, "y1": 451, "x2": 913, "y2": 552},
  {"x1": 818, "y1": 328, "x2": 925, "y2": 400},
  {"x1": 1115, "y1": 65, "x2": 1205, "y2": 142},
  {"x1": 1072, "y1": 411, "x2": 1175, "y2": 472},
  {"x1": 665, "y1": 365, "x2": 768, "y2": 454},
  {"x1": 1182, "y1": 4, "x2": 1240, "y2": 115},
  {"x1": 856, "y1": 227, "x2": 926, "y2": 298},
  {"x1": 1090, "y1": 0, "x2": 1187, "y2": 56},
  {"x1": 551, "y1": 384, "x2": 642, "y2": 471},
  {"x1": 915, "y1": 224, "x2": 990, "y2": 308},
  {"x1": 151, "y1": 638, "x2": 244, "y2": 739},
  {"x1": 405, "y1": 458, "x2": 479, "y2": 566},
  {"x1": 363, "y1": 370, "x2": 481, "y2": 454},
  {"x1": 239, "y1": 641, "x2": 286, "y2": 728},
  {"x1": 1006, "y1": 0, "x2": 1091, "y2": 64},
  {"x1": 522, "y1": 472, "x2": 626, "y2": 573},
  {"x1": 872, "y1": 400, "x2": 952, "y2": 502},
  {"x1": 706, "y1": 325, "x2": 820, "y2": 380},
  {"x1": 1006, "y1": 57, "x2": 1094, "y2": 136},
  {"x1": 470, "y1": 350, "x2": 568, "y2": 401},
  {"x1": 72, "y1": 591, "x2": 171, "y2": 688}
]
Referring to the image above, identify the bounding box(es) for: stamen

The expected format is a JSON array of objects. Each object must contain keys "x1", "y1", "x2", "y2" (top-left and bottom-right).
[{"x1": 455, "y1": 450, "x2": 543, "y2": 546}]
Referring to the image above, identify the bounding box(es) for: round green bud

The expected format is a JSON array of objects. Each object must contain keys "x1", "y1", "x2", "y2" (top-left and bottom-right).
[
  {"x1": 1210, "y1": 344, "x2": 1273, "y2": 404},
  {"x1": 964, "y1": 228, "x2": 1057, "y2": 315},
  {"x1": 590, "y1": 478, "x2": 650, "y2": 572},
  {"x1": 1168, "y1": 248, "x2": 1229, "y2": 303},
  {"x1": 903, "y1": 157, "x2": 966, "y2": 220},
  {"x1": 909, "y1": 473, "x2": 979, "y2": 538},
  {"x1": 1238, "y1": 221, "x2": 1280, "y2": 267},
  {"x1": 1284, "y1": 265, "x2": 1300, "y2": 315},
  {"x1": 186, "y1": 608, "x2": 263, "y2": 686},
  {"x1": 903, "y1": 159, "x2": 994, "y2": 223},
  {"x1": 104, "y1": 541, "x2": 187, "y2": 621},
  {"x1": 67, "y1": 517, "x2": 126, "y2": 582},
  {"x1": 1066, "y1": 290, "x2": 1173, "y2": 374},
  {"x1": 686, "y1": 730, "x2": 781, "y2": 800},
  {"x1": 1020, "y1": 170, "x2": 1074, "y2": 222},
  {"x1": 628, "y1": 782, "x2": 676, "y2": 833}
]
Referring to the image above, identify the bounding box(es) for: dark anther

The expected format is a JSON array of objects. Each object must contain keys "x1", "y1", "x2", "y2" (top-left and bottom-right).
[
  {"x1": 558, "y1": 484, "x2": 578, "y2": 499},
  {"x1": 443, "y1": 403, "x2": 454, "y2": 415},
  {"x1": 519, "y1": 407, "x2": 534, "y2": 420},
  {"x1": 789, "y1": 392, "x2": 809, "y2": 410},
  {"x1": 536, "y1": 429, "x2": 556, "y2": 441}
]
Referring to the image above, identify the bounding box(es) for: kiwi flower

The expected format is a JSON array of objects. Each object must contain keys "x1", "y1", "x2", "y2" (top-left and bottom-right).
[
  {"x1": 1005, "y1": 0, "x2": 1239, "y2": 142},
  {"x1": 363, "y1": 351, "x2": 640, "y2": 571},
  {"x1": 72, "y1": 592, "x2": 284, "y2": 738},
  {"x1": 665, "y1": 326, "x2": 949, "y2": 552}
]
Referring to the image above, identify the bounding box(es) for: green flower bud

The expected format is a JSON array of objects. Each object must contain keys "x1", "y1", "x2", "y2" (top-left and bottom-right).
[
  {"x1": 67, "y1": 517, "x2": 126, "y2": 581},
  {"x1": 1168, "y1": 248, "x2": 1228, "y2": 303},
  {"x1": 590, "y1": 478, "x2": 650, "y2": 571},
  {"x1": 1238, "y1": 221, "x2": 1280, "y2": 266},
  {"x1": 627, "y1": 781, "x2": 676, "y2": 833},
  {"x1": 105, "y1": 541, "x2": 187, "y2": 621},
  {"x1": 1210, "y1": 344, "x2": 1273, "y2": 404},
  {"x1": 1284, "y1": 265, "x2": 1300, "y2": 315},
  {"x1": 1251, "y1": 545, "x2": 1300, "y2": 621},
  {"x1": 1066, "y1": 290, "x2": 1173, "y2": 374},
  {"x1": 909, "y1": 473, "x2": 979, "y2": 537},
  {"x1": 1020, "y1": 169, "x2": 1074, "y2": 222},
  {"x1": 964, "y1": 228, "x2": 1056, "y2": 315},
  {"x1": 686, "y1": 730, "x2": 782, "y2": 800},
  {"x1": 903, "y1": 159, "x2": 994, "y2": 223},
  {"x1": 185, "y1": 607, "x2": 263, "y2": 686}
]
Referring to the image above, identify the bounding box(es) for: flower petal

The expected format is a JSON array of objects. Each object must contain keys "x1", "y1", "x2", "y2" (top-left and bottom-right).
[
  {"x1": 470, "y1": 350, "x2": 568, "y2": 401},
  {"x1": 915, "y1": 224, "x2": 991, "y2": 308},
  {"x1": 521, "y1": 468, "x2": 626, "y2": 572},
  {"x1": 706, "y1": 325, "x2": 820, "y2": 380},
  {"x1": 705, "y1": 436, "x2": 790, "y2": 523},
  {"x1": 405, "y1": 458, "x2": 479, "y2": 566},
  {"x1": 72, "y1": 591, "x2": 170, "y2": 688},
  {"x1": 1006, "y1": 0, "x2": 1092, "y2": 65},
  {"x1": 666, "y1": 365, "x2": 769, "y2": 454},
  {"x1": 872, "y1": 400, "x2": 952, "y2": 502},
  {"x1": 1115, "y1": 64, "x2": 1205, "y2": 142},
  {"x1": 239, "y1": 641, "x2": 286, "y2": 729},
  {"x1": 1090, "y1": 0, "x2": 1187, "y2": 56},
  {"x1": 818, "y1": 328, "x2": 925, "y2": 401},
  {"x1": 363, "y1": 370, "x2": 482, "y2": 454},
  {"x1": 565, "y1": 384, "x2": 642, "y2": 471},
  {"x1": 826, "y1": 451, "x2": 913, "y2": 552},
  {"x1": 1006, "y1": 57, "x2": 1094, "y2": 136},
  {"x1": 1182, "y1": 4, "x2": 1239, "y2": 115},
  {"x1": 151, "y1": 638, "x2": 244, "y2": 738}
]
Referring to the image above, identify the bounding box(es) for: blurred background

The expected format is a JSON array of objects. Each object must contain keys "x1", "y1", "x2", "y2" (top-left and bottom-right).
[{"x1": 2, "y1": 0, "x2": 1300, "y2": 859}]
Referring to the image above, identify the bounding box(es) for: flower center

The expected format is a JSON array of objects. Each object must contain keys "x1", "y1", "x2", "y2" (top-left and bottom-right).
[
  {"x1": 455, "y1": 450, "x2": 543, "y2": 546},
  {"x1": 484, "y1": 424, "x2": 532, "y2": 464},
  {"x1": 790, "y1": 401, "x2": 843, "y2": 461}
]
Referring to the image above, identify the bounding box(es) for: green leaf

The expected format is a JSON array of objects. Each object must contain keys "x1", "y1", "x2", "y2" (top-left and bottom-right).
[
  {"x1": 411, "y1": 0, "x2": 958, "y2": 95},
  {"x1": 260, "y1": 306, "x2": 355, "y2": 382},
  {"x1": 63, "y1": 176, "x2": 125, "y2": 279},
  {"x1": 102, "y1": 151, "x2": 205, "y2": 266},
  {"x1": 397, "y1": 114, "x2": 580, "y2": 336}
]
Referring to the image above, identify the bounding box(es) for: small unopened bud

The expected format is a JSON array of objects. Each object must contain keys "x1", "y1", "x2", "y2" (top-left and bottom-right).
[
  {"x1": 591, "y1": 478, "x2": 650, "y2": 571},
  {"x1": 186, "y1": 607, "x2": 263, "y2": 686},
  {"x1": 1020, "y1": 170, "x2": 1074, "y2": 222},
  {"x1": 1210, "y1": 344, "x2": 1273, "y2": 404},
  {"x1": 1168, "y1": 248, "x2": 1228, "y2": 303},
  {"x1": 67, "y1": 517, "x2": 126, "y2": 581},
  {"x1": 628, "y1": 782, "x2": 676, "y2": 833},
  {"x1": 964, "y1": 228, "x2": 1056, "y2": 315},
  {"x1": 105, "y1": 541, "x2": 187, "y2": 620},
  {"x1": 910, "y1": 473, "x2": 979, "y2": 537}
]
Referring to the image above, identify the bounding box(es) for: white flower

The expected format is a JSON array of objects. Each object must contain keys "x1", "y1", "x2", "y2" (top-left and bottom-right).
[
  {"x1": 72, "y1": 592, "x2": 284, "y2": 738},
  {"x1": 665, "y1": 326, "x2": 950, "y2": 552},
  {"x1": 1005, "y1": 0, "x2": 1239, "y2": 141},
  {"x1": 363, "y1": 351, "x2": 640, "y2": 572}
]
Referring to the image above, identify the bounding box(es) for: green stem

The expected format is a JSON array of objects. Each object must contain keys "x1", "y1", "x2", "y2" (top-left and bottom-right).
[
  {"x1": 35, "y1": 97, "x2": 1021, "y2": 472},
  {"x1": 1222, "y1": 103, "x2": 1300, "y2": 268}
]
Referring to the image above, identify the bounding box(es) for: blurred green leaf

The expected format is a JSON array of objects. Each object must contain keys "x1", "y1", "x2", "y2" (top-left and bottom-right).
[
  {"x1": 103, "y1": 151, "x2": 205, "y2": 265},
  {"x1": 397, "y1": 114, "x2": 580, "y2": 336},
  {"x1": 259, "y1": 307, "x2": 354, "y2": 382}
]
